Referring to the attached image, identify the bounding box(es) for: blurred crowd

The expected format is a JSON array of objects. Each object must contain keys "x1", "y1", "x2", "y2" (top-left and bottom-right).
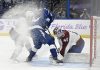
[
  {"x1": 0, "y1": 0, "x2": 15, "y2": 17},
  {"x1": 0, "y1": 0, "x2": 90, "y2": 19}
]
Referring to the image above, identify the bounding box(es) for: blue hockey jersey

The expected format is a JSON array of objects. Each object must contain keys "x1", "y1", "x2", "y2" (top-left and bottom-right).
[{"x1": 33, "y1": 8, "x2": 54, "y2": 30}]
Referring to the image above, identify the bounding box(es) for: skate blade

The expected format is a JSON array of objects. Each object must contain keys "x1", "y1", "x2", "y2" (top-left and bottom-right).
[
  {"x1": 50, "y1": 60, "x2": 64, "y2": 66},
  {"x1": 50, "y1": 62, "x2": 64, "y2": 66}
]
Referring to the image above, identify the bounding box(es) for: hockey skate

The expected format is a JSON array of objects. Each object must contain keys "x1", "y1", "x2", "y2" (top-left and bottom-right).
[
  {"x1": 26, "y1": 55, "x2": 38, "y2": 62},
  {"x1": 26, "y1": 51, "x2": 37, "y2": 62},
  {"x1": 26, "y1": 57, "x2": 31, "y2": 62},
  {"x1": 49, "y1": 56, "x2": 63, "y2": 65}
]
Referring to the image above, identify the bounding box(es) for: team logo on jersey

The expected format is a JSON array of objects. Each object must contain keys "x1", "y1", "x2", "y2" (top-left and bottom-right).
[{"x1": 63, "y1": 38, "x2": 68, "y2": 42}]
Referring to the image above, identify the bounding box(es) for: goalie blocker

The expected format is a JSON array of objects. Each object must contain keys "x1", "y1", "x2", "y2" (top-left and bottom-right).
[{"x1": 53, "y1": 27, "x2": 85, "y2": 60}]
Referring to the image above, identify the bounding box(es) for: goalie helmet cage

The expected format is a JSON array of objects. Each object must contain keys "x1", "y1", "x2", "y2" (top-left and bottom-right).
[{"x1": 90, "y1": 16, "x2": 98, "y2": 67}]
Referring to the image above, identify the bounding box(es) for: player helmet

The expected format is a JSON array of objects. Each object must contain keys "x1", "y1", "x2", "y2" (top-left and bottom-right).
[{"x1": 53, "y1": 27, "x2": 62, "y2": 35}]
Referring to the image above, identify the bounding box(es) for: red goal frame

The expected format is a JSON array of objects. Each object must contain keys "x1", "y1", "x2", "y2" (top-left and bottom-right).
[{"x1": 90, "y1": 16, "x2": 97, "y2": 66}]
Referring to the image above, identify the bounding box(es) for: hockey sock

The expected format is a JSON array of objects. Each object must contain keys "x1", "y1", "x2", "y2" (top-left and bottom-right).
[
  {"x1": 50, "y1": 48, "x2": 57, "y2": 60},
  {"x1": 27, "y1": 50, "x2": 36, "y2": 61}
]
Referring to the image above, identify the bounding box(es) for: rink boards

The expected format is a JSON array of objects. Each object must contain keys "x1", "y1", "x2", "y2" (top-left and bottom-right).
[{"x1": 0, "y1": 19, "x2": 90, "y2": 38}]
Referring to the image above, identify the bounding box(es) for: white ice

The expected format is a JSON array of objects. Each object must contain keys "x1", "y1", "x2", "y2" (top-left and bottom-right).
[{"x1": 0, "y1": 36, "x2": 95, "y2": 70}]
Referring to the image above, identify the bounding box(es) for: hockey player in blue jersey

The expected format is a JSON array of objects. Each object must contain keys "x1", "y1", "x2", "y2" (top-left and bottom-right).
[{"x1": 26, "y1": 8, "x2": 63, "y2": 64}]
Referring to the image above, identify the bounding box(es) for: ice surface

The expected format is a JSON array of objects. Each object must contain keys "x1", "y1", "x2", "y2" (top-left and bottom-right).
[
  {"x1": 0, "y1": 36, "x2": 100, "y2": 70},
  {"x1": 0, "y1": 36, "x2": 91, "y2": 70}
]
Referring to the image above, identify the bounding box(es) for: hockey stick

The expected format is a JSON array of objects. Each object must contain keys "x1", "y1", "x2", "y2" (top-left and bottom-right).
[{"x1": 46, "y1": 26, "x2": 60, "y2": 53}]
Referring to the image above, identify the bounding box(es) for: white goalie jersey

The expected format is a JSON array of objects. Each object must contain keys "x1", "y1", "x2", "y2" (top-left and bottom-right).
[{"x1": 53, "y1": 28, "x2": 81, "y2": 57}]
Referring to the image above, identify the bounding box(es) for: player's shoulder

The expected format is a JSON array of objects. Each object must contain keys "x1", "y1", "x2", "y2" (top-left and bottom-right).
[
  {"x1": 61, "y1": 30, "x2": 69, "y2": 38},
  {"x1": 62, "y1": 30, "x2": 69, "y2": 34}
]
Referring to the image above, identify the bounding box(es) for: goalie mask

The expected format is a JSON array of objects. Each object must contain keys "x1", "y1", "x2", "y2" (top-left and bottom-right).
[{"x1": 53, "y1": 27, "x2": 63, "y2": 38}]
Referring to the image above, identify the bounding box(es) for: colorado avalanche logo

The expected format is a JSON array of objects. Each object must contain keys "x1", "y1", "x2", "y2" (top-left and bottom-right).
[{"x1": 63, "y1": 38, "x2": 68, "y2": 42}]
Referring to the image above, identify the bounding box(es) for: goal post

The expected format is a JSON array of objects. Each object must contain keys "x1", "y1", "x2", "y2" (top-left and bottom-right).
[{"x1": 90, "y1": 16, "x2": 100, "y2": 66}]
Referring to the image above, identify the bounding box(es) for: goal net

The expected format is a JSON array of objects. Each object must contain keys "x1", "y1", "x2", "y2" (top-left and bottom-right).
[{"x1": 90, "y1": 16, "x2": 100, "y2": 66}]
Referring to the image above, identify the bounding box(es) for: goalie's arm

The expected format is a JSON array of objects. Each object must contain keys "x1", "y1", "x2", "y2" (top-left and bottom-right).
[
  {"x1": 57, "y1": 38, "x2": 63, "y2": 50},
  {"x1": 58, "y1": 38, "x2": 73, "y2": 56}
]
